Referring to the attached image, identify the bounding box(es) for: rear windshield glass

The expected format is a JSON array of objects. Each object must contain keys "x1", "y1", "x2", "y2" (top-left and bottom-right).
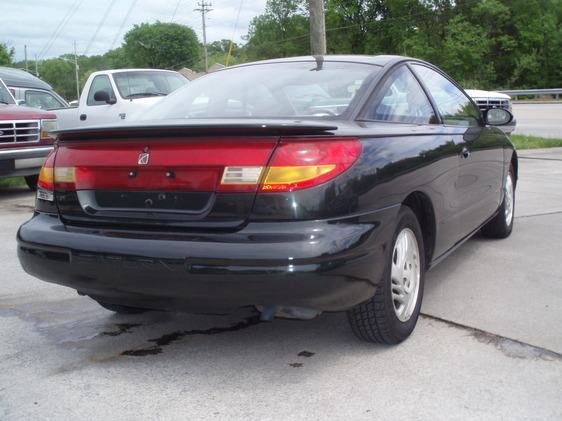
[
  {"x1": 113, "y1": 71, "x2": 188, "y2": 99},
  {"x1": 140, "y1": 61, "x2": 377, "y2": 120}
]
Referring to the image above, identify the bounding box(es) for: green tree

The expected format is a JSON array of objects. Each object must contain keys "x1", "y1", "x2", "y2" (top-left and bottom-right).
[
  {"x1": 37, "y1": 58, "x2": 76, "y2": 100},
  {"x1": 208, "y1": 39, "x2": 237, "y2": 55},
  {"x1": 104, "y1": 47, "x2": 131, "y2": 68},
  {"x1": 123, "y1": 22, "x2": 200, "y2": 69},
  {"x1": 0, "y1": 42, "x2": 14, "y2": 66},
  {"x1": 244, "y1": 0, "x2": 309, "y2": 60},
  {"x1": 194, "y1": 39, "x2": 241, "y2": 70}
]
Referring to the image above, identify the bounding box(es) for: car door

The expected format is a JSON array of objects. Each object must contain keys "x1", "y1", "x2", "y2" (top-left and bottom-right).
[
  {"x1": 411, "y1": 64, "x2": 504, "y2": 239},
  {"x1": 80, "y1": 74, "x2": 119, "y2": 126},
  {"x1": 361, "y1": 65, "x2": 463, "y2": 257}
]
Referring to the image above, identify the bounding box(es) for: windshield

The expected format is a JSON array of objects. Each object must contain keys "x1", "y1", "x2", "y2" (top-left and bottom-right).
[
  {"x1": 113, "y1": 71, "x2": 188, "y2": 99},
  {"x1": 140, "y1": 61, "x2": 377, "y2": 120},
  {"x1": 0, "y1": 79, "x2": 16, "y2": 105}
]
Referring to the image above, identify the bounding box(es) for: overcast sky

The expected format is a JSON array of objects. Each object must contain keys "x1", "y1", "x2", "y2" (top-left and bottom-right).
[{"x1": 2, "y1": 0, "x2": 268, "y2": 62}]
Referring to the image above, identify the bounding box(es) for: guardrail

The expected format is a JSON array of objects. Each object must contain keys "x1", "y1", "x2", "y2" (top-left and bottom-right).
[{"x1": 498, "y1": 88, "x2": 562, "y2": 100}]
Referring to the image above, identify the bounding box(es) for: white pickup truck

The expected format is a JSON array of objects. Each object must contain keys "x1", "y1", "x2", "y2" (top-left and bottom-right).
[
  {"x1": 465, "y1": 89, "x2": 516, "y2": 134},
  {"x1": 55, "y1": 69, "x2": 188, "y2": 130}
]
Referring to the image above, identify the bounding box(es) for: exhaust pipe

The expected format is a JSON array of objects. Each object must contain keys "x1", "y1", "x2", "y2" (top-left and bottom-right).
[{"x1": 257, "y1": 305, "x2": 321, "y2": 322}]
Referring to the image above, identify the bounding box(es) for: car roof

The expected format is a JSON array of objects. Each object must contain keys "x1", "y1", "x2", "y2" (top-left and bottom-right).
[
  {"x1": 227, "y1": 55, "x2": 416, "y2": 69},
  {"x1": 0, "y1": 66, "x2": 53, "y2": 90}
]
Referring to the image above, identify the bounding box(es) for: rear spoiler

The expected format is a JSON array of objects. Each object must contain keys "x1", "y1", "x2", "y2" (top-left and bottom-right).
[{"x1": 54, "y1": 119, "x2": 339, "y2": 141}]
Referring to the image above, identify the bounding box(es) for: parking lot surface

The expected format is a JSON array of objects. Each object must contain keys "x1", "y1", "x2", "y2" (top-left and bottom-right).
[{"x1": 1, "y1": 149, "x2": 561, "y2": 420}]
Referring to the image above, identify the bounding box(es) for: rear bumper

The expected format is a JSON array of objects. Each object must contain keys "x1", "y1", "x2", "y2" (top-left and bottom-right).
[
  {"x1": 17, "y1": 207, "x2": 398, "y2": 313},
  {"x1": 0, "y1": 146, "x2": 52, "y2": 177}
]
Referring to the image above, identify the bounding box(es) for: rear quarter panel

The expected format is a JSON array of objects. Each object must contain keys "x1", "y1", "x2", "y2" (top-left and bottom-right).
[{"x1": 250, "y1": 123, "x2": 464, "y2": 258}]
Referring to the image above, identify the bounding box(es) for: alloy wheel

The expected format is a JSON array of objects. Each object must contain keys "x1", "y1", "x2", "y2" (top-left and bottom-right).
[{"x1": 390, "y1": 228, "x2": 421, "y2": 322}]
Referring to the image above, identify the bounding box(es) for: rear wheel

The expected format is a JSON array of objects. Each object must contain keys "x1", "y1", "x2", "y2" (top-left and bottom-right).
[
  {"x1": 347, "y1": 206, "x2": 425, "y2": 344},
  {"x1": 481, "y1": 166, "x2": 515, "y2": 239},
  {"x1": 95, "y1": 300, "x2": 148, "y2": 314},
  {"x1": 24, "y1": 175, "x2": 38, "y2": 191}
]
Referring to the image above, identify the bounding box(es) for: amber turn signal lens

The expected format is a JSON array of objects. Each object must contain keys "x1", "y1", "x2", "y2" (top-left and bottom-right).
[
  {"x1": 263, "y1": 165, "x2": 336, "y2": 187},
  {"x1": 37, "y1": 166, "x2": 54, "y2": 190}
]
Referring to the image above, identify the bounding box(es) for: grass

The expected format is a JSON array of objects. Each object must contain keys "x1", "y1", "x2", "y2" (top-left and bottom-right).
[
  {"x1": 0, "y1": 177, "x2": 26, "y2": 189},
  {"x1": 511, "y1": 134, "x2": 562, "y2": 150}
]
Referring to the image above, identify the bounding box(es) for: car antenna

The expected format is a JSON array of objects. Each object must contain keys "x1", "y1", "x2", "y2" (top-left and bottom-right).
[{"x1": 312, "y1": 55, "x2": 324, "y2": 71}]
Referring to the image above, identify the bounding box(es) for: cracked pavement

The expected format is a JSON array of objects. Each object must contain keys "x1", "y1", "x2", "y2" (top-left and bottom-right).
[{"x1": 1, "y1": 148, "x2": 562, "y2": 420}]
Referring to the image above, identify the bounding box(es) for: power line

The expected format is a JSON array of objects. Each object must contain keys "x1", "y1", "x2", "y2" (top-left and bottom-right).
[
  {"x1": 39, "y1": 0, "x2": 84, "y2": 59},
  {"x1": 83, "y1": 0, "x2": 118, "y2": 56},
  {"x1": 110, "y1": 0, "x2": 139, "y2": 50},
  {"x1": 170, "y1": 0, "x2": 183, "y2": 22},
  {"x1": 226, "y1": 0, "x2": 244, "y2": 66},
  {"x1": 256, "y1": 8, "x2": 445, "y2": 49},
  {"x1": 194, "y1": 2, "x2": 212, "y2": 72},
  {"x1": 38, "y1": 0, "x2": 78, "y2": 58}
]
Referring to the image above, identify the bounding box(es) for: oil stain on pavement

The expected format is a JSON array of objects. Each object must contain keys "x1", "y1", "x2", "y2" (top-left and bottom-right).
[{"x1": 120, "y1": 314, "x2": 262, "y2": 356}]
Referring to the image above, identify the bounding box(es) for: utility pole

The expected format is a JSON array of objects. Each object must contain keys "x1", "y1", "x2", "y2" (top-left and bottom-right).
[
  {"x1": 73, "y1": 41, "x2": 80, "y2": 101},
  {"x1": 195, "y1": 1, "x2": 212, "y2": 72},
  {"x1": 309, "y1": 0, "x2": 326, "y2": 55},
  {"x1": 24, "y1": 45, "x2": 28, "y2": 72}
]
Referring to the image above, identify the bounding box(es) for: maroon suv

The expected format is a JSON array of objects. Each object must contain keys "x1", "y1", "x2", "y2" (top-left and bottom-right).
[{"x1": 1, "y1": 78, "x2": 57, "y2": 189}]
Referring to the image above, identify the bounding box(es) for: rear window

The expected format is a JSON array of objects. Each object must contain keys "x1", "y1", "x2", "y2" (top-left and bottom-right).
[{"x1": 140, "y1": 61, "x2": 377, "y2": 120}]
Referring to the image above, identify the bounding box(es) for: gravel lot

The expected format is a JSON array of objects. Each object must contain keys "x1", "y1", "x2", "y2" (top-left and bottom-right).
[{"x1": 1, "y1": 148, "x2": 561, "y2": 420}]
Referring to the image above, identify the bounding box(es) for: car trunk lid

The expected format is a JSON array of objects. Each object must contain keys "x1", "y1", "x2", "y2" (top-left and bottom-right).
[{"x1": 52, "y1": 120, "x2": 338, "y2": 229}]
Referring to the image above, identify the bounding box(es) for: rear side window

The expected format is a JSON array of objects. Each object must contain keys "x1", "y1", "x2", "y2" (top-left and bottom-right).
[
  {"x1": 25, "y1": 90, "x2": 65, "y2": 109},
  {"x1": 366, "y1": 66, "x2": 436, "y2": 124},
  {"x1": 412, "y1": 64, "x2": 480, "y2": 127},
  {"x1": 87, "y1": 75, "x2": 116, "y2": 106}
]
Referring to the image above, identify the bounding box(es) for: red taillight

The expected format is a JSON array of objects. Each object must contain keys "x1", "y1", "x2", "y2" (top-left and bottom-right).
[
  {"x1": 260, "y1": 138, "x2": 361, "y2": 192},
  {"x1": 49, "y1": 138, "x2": 360, "y2": 193}
]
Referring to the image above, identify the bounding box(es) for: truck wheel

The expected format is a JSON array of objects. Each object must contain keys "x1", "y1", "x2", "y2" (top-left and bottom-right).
[
  {"x1": 25, "y1": 175, "x2": 38, "y2": 190},
  {"x1": 481, "y1": 166, "x2": 515, "y2": 239},
  {"x1": 347, "y1": 206, "x2": 425, "y2": 344},
  {"x1": 95, "y1": 300, "x2": 148, "y2": 314}
]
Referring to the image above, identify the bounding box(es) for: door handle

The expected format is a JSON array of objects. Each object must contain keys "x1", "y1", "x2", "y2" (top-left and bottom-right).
[
  {"x1": 80, "y1": 114, "x2": 87, "y2": 121},
  {"x1": 461, "y1": 147, "x2": 471, "y2": 159}
]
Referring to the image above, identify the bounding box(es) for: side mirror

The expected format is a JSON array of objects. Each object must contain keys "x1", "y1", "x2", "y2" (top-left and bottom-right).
[
  {"x1": 484, "y1": 108, "x2": 513, "y2": 126},
  {"x1": 16, "y1": 99, "x2": 26, "y2": 106},
  {"x1": 93, "y1": 90, "x2": 116, "y2": 104}
]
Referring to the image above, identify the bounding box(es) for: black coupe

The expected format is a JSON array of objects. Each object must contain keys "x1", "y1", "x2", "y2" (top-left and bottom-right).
[{"x1": 18, "y1": 55, "x2": 517, "y2": 344}]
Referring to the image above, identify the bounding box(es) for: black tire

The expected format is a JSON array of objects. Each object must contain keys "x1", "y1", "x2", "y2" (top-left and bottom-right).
[
  {"x1": 24, "y1": 175, "x2": 38, "y2": 191},
  {"x1": 95, "y1": 300, "x2": 148, "y2": 314},
  {"x1": 481, "y1": 166, "x2": 515, "y2": 239},
  {"x1": 347, "y1": 206, "x2": 426, "y2": 345}
]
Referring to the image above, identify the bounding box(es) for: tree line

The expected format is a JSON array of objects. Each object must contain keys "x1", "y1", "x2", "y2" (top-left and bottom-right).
[{"x1": 1, "y1": 0, "x2": 560, "y2": 101}]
